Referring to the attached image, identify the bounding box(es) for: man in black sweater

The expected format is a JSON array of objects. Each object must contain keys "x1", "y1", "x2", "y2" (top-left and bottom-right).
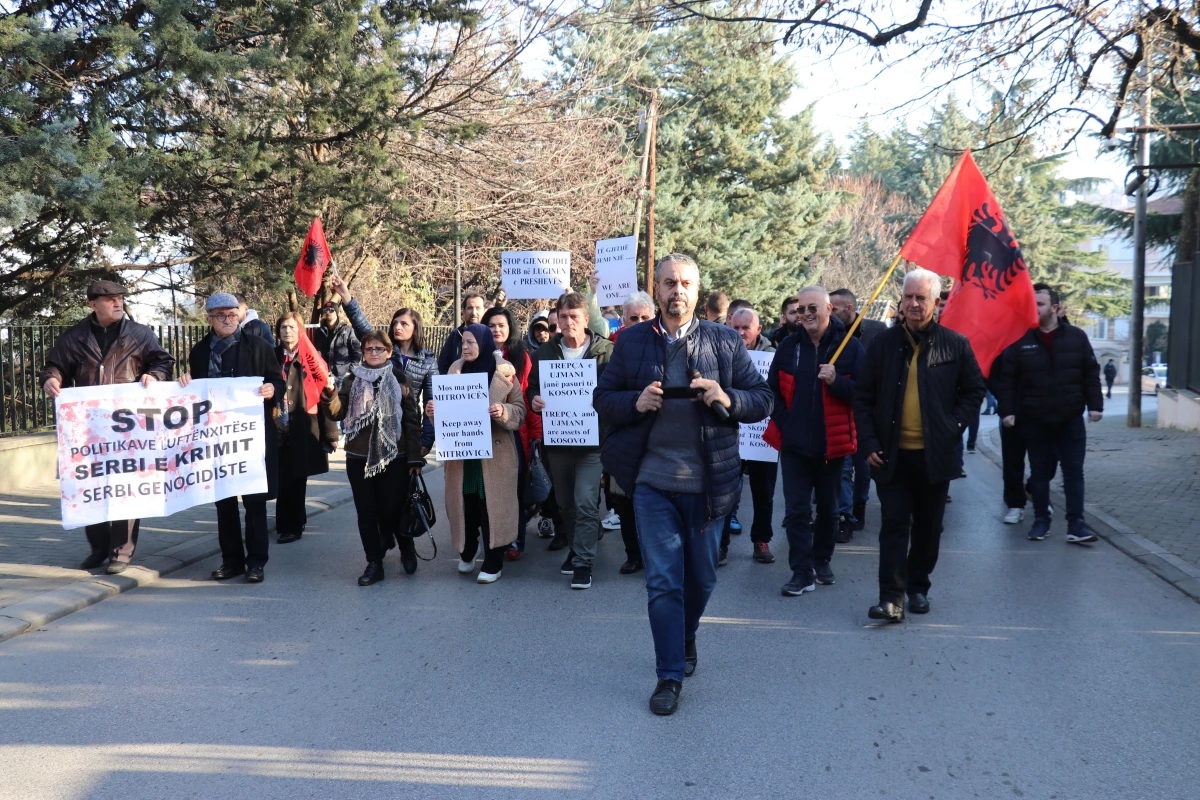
[{"x1": 996, "y1": 284, "x2": 1103, "y2": 544}]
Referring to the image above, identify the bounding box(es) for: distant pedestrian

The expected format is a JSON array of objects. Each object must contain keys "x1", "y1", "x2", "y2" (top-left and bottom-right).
[
  {"x1": 769, "y1": 288, "x2": 863, "y2": 595},
  {"x1": 989, "y1": 347, "x2": 1028, "y2": 525},
  {"x1": 595, "y1": 253, "x2": 772, "y2": 716},
  {"x1": 235, "y1": 293, "x2": 276, "y2": 346},
  {"x1": 40, "y1": 280, "x2": 175, "y2": 574},
  {"x1": 436, "y1": 293, "x2": 488, "y2": 375},
  {"x1": 312, "y1": 299, "x2": 361, "y2": 383},
  {"x1": 767, "y1": 295, "x2": 802, "y2": 347},
  {"x1": 320, "y1": 329, "x2": 423, "y2": 586},
  {"x1": 433, "y1": 324, "x2": 526, "y2": 584},
  {"x1": 854, "y1": 269, "x2": 986, "y2": 622},
  {"x1": 704, "y1": 291, "x2": 730, "y2": 324},
  {"x1": 181, "y1": 293, "x2": 285, "y2": 583},
  {"x1": 997, "y1": 284, "x2": 1104, "y2": 545},
  {"x1": 1104, "y1": 359, "x2": 1117, "y2": 399}
]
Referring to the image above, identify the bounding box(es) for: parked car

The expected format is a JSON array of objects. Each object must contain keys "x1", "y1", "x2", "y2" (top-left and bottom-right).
[{"x1": 1141, "y1": 365, "x2": 1167, "y2": 394}]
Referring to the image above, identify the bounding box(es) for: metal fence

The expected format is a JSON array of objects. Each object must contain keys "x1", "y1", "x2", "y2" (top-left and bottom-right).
[
  {"x1": 1, "y1": 323, "x2": 455, "y2": 436},
  {"x1": 0, "y1": 324, "x2": 207, "y2": 436}
]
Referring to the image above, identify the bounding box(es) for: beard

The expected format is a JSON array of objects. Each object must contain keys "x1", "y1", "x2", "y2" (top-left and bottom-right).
[{"x1": 664, "y1": 297, "x2": 688, "y2": 317}]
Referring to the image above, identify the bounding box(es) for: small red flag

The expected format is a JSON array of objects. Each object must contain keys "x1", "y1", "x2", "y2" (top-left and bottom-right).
[
  {"x1": 296, "y1": 330, "x2": 329, "y2": 414},
  {"x1": 294, "y1": 217, "x2": 332, "y2": 297},
  {"x1": 899, "y1": 150, "x2": 1038, "y2": 377}
]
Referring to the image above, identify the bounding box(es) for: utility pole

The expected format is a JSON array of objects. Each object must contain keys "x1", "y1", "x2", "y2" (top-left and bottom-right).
[
  {"x1": 631, "y1": 93, "x2": 654, "y2": 248},
  {"x1": 644, "y1": 89, "x2": 658, "y2": 293},
  {"x1": 1128, "y1": 38, "x2": 1151, "y2": 428},
  {"x1": 454, "y1": 178, "x2": 462, "y2": 324}
]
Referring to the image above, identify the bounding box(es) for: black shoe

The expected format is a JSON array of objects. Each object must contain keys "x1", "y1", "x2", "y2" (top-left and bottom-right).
[
  {"x1": 537, "y1": 518, "x2": 554, "y2": 538},
  {"x1": 649, "y1": 679, "x2": 682, "y2": 716},
  {"x1": 619, "y1": 558, "x2": 643, "y2": 575},
  {"x1": 277, "y1": 532, "x2": 302, "y2": 544},
  {"x1": 570, "y1": 566, "x2": 592, "y2": 590},
  {"x1": 105, "y1": 561, "x2": 130, "y2": 575},
  {"x1": 547, "y1": 532, "x2": 567, "y2": 551},
  {"x1": 717, "y1": 547, "x2": 728, "y2": 567},
  {"x1": 836, "y1": 515, "x2": 854, "y2": 544},
  {"x1": 401, "y1": 552, "x2": 418, "y2": 575},
  {"x1": 908, "y1": 592, "x2": 930, "y2": 614},
  {"x1": 753, "y1": 542, "x2": 775, "y2": 563},
  {"x1": 814, "y1": 561, "x2": 835, "y2": 585},
  {"x1": 782, "y1": 575, "x2": 815, "y2": 596},
  {"x1": 560, "y1": 551, "x2": 576, "y2": 575},
  {"x1": 852, "y1": 502, "x2": 866, "y2": 531},
  {"x1": 212, "y1": 563, "x2": 245, "y2": 580},
  {"x1": 245, "y1": 566, "x2": 264, "y2": 583},
  {"x1": 80, "y1": 552, "x2": 107, "y2": 570},
  {"x1": 358, "y1": 561, "x2": 384, "y2": 586},
  {"x1": 868, "y1": 602, "x2": 904, "y2": 623},
  {"x1": 684, "y1": 640, "x2": 697, "y2": 678}
]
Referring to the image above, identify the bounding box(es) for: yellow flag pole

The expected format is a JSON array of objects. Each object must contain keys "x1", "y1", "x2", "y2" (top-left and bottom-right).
[{"x1": 828, "y1": 251, "x2": 905, "y2": 366}]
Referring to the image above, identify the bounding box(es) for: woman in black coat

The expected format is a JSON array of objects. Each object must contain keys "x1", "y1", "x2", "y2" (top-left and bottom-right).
[
  {"x1": 320, "y1": 329, "x2": 424, "y2": 585},
  {"x1": 274, "y1": 313, "x2": 340, "y2": 544},
  {"x1": 182, "y1": 293, "x2": 287, "y2": 583}
]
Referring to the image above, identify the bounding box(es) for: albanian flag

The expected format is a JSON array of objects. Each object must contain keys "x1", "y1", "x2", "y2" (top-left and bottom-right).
[
  {"x1": 899, "y1": 150, "x2": 1037, "y2": 378},
  {"x1": 293, "y1": 217, "x2": 332, "y2": 297},
  {"x1": 295, "y1": 328, "x2": 329, "y2": 415}
]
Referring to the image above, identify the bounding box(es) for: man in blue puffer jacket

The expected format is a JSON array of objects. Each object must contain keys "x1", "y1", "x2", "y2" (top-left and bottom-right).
[{"x1": 594, "y1": 254, "x2": 772, "y2": 717}]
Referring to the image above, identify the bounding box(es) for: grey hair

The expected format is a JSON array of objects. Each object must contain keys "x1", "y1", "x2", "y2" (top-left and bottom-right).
[
  {"x1": 730, "y1": 307, "x2": 761, "y2": 327},
  {"x1": 797, "y1": 285, "x2": 830, "y2": 304},
  {"x1": 655, "y1": 253, "x2": 698, "y2": 275},
  {"x1": 622, "y1": 290, "x2": 654, "y2": 311},
  {"x1": 903, "y1": 268, "x2": 943, "y2": 297}
]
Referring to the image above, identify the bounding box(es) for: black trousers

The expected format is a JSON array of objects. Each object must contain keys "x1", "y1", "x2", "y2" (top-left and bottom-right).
[
  {"x1": 276, "y1": 473, "x2": 309, "y2": 536},
  {"x1": 999, "y1": 419, "x2": 1028, "y2": 509},
  {"x1": 781, "y1": 451, "x2": 843, "y2": 579},
  {"x1": 746, "y1": 460, "x2": 778, "y2": 543},
  {"x1": 85, "y1": 519, "x2": 140, "y2": 563},
  {"x1": 215, "y1": 496, "x2": 269, "y2": 570},
  {"x1": 609, "y1": 493, "x2": 641, "y2": 561},
  {"x1": 346, "y1": 458, "x2": 412, "y2": 564},
  {"x1": 462, "y1": 493, "x2": 505, "y2": 573},
  {"x1": 875, "y1": 449, "x2": 948, "y2": 605}
]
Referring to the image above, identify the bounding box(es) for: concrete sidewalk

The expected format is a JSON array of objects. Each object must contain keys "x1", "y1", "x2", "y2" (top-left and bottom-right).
[
  {"x1": 0, "y1": 452, "x2": 356, "y2": 643},
  {"x1": 976, "y1": 388, "x2": 1200, "y2": 602}
]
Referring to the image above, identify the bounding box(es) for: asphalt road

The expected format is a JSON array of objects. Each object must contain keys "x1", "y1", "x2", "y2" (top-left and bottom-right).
[{"x1": 2, "y1": 450, "x2": 1198, "y2": 799}]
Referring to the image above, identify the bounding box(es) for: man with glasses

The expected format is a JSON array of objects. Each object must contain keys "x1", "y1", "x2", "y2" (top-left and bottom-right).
[
  {"x1": 768, "y1": 287, "x2": 864, "y2": 597},
  {"x1": 41, "y1": 280, "x2": 175, "y2": 574},
  {"x1": 180, "y1": 293, "x2": 286, "y2": 583}
]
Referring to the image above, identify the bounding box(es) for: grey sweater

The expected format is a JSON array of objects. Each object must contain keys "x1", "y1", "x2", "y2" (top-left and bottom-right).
[{"x1": 637, "y1": 319, "x2": 706, "y2": 493}]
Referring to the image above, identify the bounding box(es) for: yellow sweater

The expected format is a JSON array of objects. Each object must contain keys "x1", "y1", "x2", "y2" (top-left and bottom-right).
[{"x1": 899, "y1": 327, "x2": 923, "y2": 450}]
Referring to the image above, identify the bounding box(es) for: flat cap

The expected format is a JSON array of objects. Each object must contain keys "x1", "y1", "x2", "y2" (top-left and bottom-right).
[
  {"x1": 205, "y1": 292, "x2": 240, "y2": 312},
  {"x1": 321, "y1": 300, "x2": 339, "y2": 312},
  {"x1": 86, "y1": 280, "x2": 128, "y2": 300}
]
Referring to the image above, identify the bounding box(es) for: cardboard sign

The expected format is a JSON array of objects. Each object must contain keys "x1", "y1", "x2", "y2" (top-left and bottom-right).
[
  {"x1": 501, "y1": 251, "x2": 571, "y2": 299},
  {"x1": 739, "y1": 350, "x2": 778, "y2": 463},
  {"x1": 540, "y1": 359, "x2": 598, "y2": 447},
  {"x1": 54, "y1": 378, "x2": 269, "y2": 529},
  {"x1": 594, "y1": 235, "x2": 638, "y2": 306},
  {"x1": 432, "y1": 373, "x2": 492, "y2": 460}
]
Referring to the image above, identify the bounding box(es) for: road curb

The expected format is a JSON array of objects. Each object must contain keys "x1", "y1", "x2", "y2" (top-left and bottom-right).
[{"x1": 976, "y1": 431, "x2": 1200, "y2": 604}]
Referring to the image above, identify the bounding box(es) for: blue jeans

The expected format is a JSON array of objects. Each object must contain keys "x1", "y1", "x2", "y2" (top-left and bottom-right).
[
  {"x1": 838, "y1": 450, "x2": 871, "y2": 519},
  {"x1": 633, "y1": 484, "x2": 724, "y2": 682},
  {"x1": 781, "y1": 451, "x2": 844, "y2": 580}
]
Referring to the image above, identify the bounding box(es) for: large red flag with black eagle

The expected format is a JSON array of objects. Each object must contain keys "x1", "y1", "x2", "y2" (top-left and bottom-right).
[
  {"x1": 899, "y1": 150, "x2": 1037, "y2": 377},
  {"x1": 293, "y1": 217, "x2": 332, "y2": 297}
]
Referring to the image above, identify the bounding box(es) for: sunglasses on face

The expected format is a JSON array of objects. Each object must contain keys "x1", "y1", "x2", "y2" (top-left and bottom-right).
[
  {"x1": 800, "y1": 304, "x2": 822, "y2": 315},
  {"x1": 546, "y1": 325, "x2": 557, "y2": 332}
]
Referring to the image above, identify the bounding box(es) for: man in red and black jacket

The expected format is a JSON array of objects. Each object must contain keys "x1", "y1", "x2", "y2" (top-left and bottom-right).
[{"x1": 767, "y1": 286, "x2": 864, "y2": 597}]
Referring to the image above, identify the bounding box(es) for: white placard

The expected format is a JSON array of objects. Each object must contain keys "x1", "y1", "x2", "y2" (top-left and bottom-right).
[
  {"x1": 433, "y1": 373, "x2": 493, "y2": 460},
  {"x1": 501, "y1": 251, "x2": 571, "y2": 299},
  {"x1": 594, "y1": 235, "x2": 638, "y2": 306},
  {"x1": 739, "y1": 350, "x2": 778, "y2": 463},
  {"x1": 54, "y1": 378, "x2": 268, "y2": 529},
  {"x1": 540, "y1": 359, "x2": 599, "y2": 447}
]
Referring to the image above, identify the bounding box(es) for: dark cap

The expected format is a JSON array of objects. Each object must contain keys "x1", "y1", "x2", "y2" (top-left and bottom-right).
[
  {"x1": 320, "y1": 301, "x2": 339, "y2": 313},
  {"x1": 530, "y1": 318, "x2": 550, "y2": 331},
  {"x1": 86, "y1": 280, "x2": 128, "y2": 300}
]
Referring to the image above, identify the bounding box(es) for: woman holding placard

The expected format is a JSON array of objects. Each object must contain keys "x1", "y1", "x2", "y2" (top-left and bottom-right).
[
  {"x1": 431, "y1": 324, "x2": 525, "y2": 584},
  {"x1": 320, "y1": 329, "x2": 423, "y2": 586}
]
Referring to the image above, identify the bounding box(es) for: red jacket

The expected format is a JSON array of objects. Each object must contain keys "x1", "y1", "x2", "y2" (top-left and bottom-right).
[{"x1": 764, "y1": 357, "x2": 858, "y2": 460}]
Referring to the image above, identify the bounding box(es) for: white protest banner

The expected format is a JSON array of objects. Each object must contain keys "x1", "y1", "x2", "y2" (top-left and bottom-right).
[
  {"x1": 501, "y1": 251, "x2": 571, "y2": 299},
  {"x1": 739, "y1": 350, "x2": 778, "y2": 463},
  {"x1": 54, "y1": 378, "x2": 268, "y2": 530},
  {"x1": 540, "y1": 359, "x2": 599, "y2": 447},
  {"x1": 433, "y1": 373, "x2": 492, "y2": 460},
  {"x1": 594, "y1": 235, "x2": 638, "y2": 306}
]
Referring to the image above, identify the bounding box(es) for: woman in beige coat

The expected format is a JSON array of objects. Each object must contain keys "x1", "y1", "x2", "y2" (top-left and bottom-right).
[{"x1": 434, "y1": 324, "x2": 525, "y2": 583}]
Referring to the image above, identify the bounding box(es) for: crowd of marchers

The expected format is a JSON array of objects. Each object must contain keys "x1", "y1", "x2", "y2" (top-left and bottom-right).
[{"x1": 40, "y1": 259, "x2": 1104, "y2": 715}]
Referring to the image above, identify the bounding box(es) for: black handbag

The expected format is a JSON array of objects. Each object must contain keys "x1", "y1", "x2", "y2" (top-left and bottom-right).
[
  {"x1": 404, "y1": 471, "x2": 438, "y2": 560},
  {"x1": 523, "y1": 440, "x2": 552, "y2": 505}
]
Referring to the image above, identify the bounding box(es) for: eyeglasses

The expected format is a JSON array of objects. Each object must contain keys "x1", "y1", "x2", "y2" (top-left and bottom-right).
[
  {"x1": 363, "y1": 346, "x2": 390, "y2": 354},
  {"x1": 800, "y1": 304, "x2": 822, "y2": 315},
  {"x1": 208, "y1": 312, "x2": 239, "y2": 323},
  {"x1": 546, "y1": 325, "x2": 557, "y2": 332}
]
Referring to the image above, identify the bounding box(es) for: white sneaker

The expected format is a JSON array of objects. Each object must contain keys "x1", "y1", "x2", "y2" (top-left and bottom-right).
[
  {"x1": 477, "y1": 570, "x2": 501, "y2": 584},
  {"x1": 1003, "y1": 508, "x2": 1024, "y2": 524},
  {"x1": 457, "y1": 559, "x2": 477, "y2": 574},
  {"x1": 601, "y1": 509, "x2": 622, "y2": 531}
]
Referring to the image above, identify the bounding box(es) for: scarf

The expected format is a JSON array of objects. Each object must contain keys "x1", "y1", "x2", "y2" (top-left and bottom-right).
[
  {"x1": 460, "y1": 323, "x2": 498, "y2": 384},
  {"x1": 209, "y1": 330, "x2": 240, "y2": 378},
  {"x1": 344, "y1": 363, "x2": 405, "y2": 478}
]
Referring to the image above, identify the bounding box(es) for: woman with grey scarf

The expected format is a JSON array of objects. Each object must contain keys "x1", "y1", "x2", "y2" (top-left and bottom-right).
[{"x1": 320, "y1": 329, "x2": 423, "y2": 586}]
